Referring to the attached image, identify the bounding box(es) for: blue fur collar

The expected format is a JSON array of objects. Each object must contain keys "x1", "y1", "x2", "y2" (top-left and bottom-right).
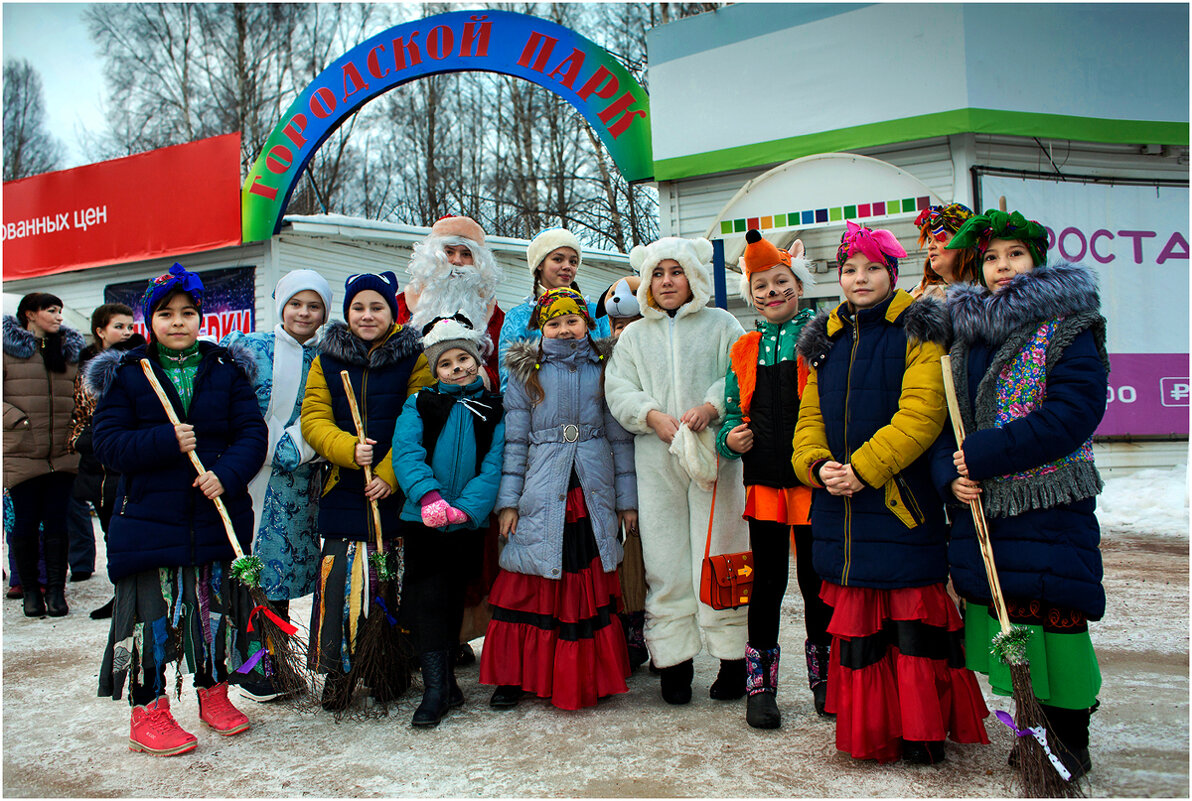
[
  {"x1": 319, "y1": 320, "x2": 421, "y2": 369},
  {"x1": 948, "y1": 261, "x2": 1101, "y2": 345},
  {"x1": 2, "y1": 314, "x2": 84, "y2": 362}
]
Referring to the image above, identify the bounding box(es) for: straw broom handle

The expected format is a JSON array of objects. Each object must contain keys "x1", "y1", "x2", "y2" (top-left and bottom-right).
[
  {"x1": 139, "y1": 359, "x2": 244, "y2": 559},
  {"x1": 339, "y1": 371, "x2": 385, "y2": 550},
  {"x1": 939, "y1": 356, "x2": 1012, "y2": 634}
]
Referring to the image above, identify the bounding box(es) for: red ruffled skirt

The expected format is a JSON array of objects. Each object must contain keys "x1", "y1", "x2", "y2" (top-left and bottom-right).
[
  {"x1": 480, "y1": 480, "x2": 630, "y2": 710},
  {"x1": 820, "y1": 582, "x2": 990, "y2": 763}
]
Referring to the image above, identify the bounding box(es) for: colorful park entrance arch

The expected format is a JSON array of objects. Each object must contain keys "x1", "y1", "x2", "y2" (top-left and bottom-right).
[{"x1": 241, "y1": 9, "x2": 653, "y2": 242}]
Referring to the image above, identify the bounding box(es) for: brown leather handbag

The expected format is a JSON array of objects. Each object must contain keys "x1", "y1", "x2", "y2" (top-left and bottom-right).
[{"x1": 698, "y1": 462, "x2": 754, "y2": 610}]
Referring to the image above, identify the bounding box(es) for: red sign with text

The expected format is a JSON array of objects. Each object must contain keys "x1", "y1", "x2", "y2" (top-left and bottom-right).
[{"x1": 2, "y1": 133, "x2": 242, "y2": 280}]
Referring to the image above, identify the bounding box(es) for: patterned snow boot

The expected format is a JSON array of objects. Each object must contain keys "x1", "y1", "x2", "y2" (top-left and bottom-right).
[
  {"x1": 129, "y1": 696, "x2": 198, "y2": 756},
  {"x1": 806, "y1": 640, "x2": 832, "y2": 717},
  {"x1": 745, "y1": 643, "x2": 781, "y2": 729},
  {"x1": 623, "y1": 611, "x2": 649, "y2": 670},
  {"x1": 197, "y1": 682, "x2": 251, "y2": 736}
]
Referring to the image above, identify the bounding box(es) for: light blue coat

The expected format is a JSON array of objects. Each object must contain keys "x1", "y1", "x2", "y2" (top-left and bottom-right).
[
  {"x1": 390, "y1": 377, "x2": 505, "y2": 531},
  {"x1": 220, "y1": 329, "x2": 322, "y2": 600},
  {"x1": 498, "y1": 336, "x2": 636, "y2": 579}
]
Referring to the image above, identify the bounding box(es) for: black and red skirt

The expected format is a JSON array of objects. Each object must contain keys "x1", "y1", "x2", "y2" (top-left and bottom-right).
[
  {"x1": 480, "y1": 477, "x2": 630, "y2": 710},
  {"x1": 820, "y1": 582, "x2": 990, "y2": 763}
]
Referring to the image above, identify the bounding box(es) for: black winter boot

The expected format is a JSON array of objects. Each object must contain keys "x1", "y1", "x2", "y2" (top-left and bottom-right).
[
  {"x1": 745, "y1": 643, "x2": 781, "y2": 729},
  {"x1": 660, "y1": 659, "x2": 694, "y2": 705},
  {"x1": 489, "y1": 685, "x2": 522, "y2": 708},
  {"x1": 412, "y1": 650, "x2": 451, "y2": 727},
  {"x1": 1041, "y1": 703, "x2": 1093, "y2": 780},
  {"x1": 710, "y1": 658, "x2": 747, "y2": 700},
  {"x1": 806, "y1": 640, "x2": 832, "y2": 717},
  {"x1": 44, "y1": 544, "x2": 68, "y2": 617},
  {"x1": 22, "y1": 589, "x2": 46, "y2": 618},
  {"x1": 446, "y1": 648, "x2": 463, "y2": 709}
]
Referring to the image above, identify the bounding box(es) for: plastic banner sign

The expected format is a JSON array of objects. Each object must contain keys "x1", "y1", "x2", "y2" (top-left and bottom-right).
[
  {"x1": 3, "y1": 135, "x2": 242, "y2": 280},
  {"x1": 104, "y1": 266, "x2": 255, "y2": 343},
  {"x1": 980, "y1": 174, "x2": 1189, "y2": 436},
  {"x1": 242, "y1": 9, "x2": 652, "y2": 242}
]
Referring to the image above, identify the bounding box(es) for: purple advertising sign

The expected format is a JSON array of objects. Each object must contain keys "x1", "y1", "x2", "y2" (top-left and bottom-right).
[
  {"x1": 1100, "y1": 353, "x2": 1189, "y2": 436},
  {"x1": 104, "y1": 265, "x2": 255, "y2": 342}
]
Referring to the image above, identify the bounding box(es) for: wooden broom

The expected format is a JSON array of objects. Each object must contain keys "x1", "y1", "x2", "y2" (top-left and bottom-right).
[
  {"x1": 330, "y1": 370, "x2": 414, "y2": 718},
  {"x1": 138, "y1": 359, "x2": 311, "y2": 701},
  {"x1": 940, "y1": 355, "x2": 1082, "y2": 797}
]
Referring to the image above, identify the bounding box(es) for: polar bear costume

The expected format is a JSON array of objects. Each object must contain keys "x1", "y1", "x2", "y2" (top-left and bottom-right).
[{"x1": 604, "y1": 236, "x2": 749, "y2": 668}]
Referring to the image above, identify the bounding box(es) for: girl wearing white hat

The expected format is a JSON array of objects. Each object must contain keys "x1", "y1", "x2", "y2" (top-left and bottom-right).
[
  {"x1": 496, "y1": 227, "x2": 611, "y2": 390},
  {"x1": 220, "y1": 269, "x2": 332, "y2": 701},
  {"x1": 604, "y1": 237, "x2": 750, "y2": 705}
]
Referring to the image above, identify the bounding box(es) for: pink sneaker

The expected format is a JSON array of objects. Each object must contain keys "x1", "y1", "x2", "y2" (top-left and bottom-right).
[
  {"x1": 197, "y1": 682, "x2": 250, "y2": 736},
  {"x1": 129, "y1": 696, "x2": 198, "y2": 756}
]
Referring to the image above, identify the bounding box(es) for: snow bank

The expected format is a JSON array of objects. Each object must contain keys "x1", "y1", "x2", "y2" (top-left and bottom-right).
[{"x1": 1097, "y1": 464, "x2": 1189, "y2": 539}]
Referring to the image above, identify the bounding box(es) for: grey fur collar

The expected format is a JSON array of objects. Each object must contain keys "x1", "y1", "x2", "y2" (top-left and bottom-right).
[
  {"x1": 948, "y1": 261, "x2": 1101, "y2": 346},
  {"x1": 796, "y1": 292, "x2": 948, "y2": 365},
  {"x1": 319, "y1": 320, "x2": 422, "y2": 368},
  {"x1": 503, "y1": 336, "x2": 613, "y2": 386},
  {"x1": 2, "y1": 315, "x2": 84, "y2": 362},
  {"x1": 84, "y1": 340, "x2": 257, "y2": 400}
]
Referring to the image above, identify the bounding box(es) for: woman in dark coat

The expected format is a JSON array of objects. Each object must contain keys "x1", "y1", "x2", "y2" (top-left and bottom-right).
[{"x1": 936, "y1": 210, "x2": 1109, "y2": 780}]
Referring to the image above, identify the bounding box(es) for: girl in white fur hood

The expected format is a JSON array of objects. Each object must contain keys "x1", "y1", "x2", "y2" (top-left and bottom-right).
[{"x1": 604, "y1": 237, "x2": 750, "y2": 705}]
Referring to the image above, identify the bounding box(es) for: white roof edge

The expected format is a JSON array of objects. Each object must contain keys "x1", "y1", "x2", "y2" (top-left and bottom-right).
[{"x1": 281, "y1": 214, "x2": 630, "y2": 264}]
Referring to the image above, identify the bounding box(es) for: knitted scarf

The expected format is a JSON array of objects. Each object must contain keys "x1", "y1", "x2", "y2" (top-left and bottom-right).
[{"x1": 156, "y1": 343, "x2": 201, "y2": 414}]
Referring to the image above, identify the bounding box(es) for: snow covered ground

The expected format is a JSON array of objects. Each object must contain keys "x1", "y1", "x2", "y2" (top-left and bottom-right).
[{"x1": 2, "y1": 467, "x2": 1187, "y2": 797}]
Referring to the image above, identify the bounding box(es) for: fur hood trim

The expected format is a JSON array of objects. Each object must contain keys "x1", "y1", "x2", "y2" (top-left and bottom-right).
[
  {"x1": 796, "y1": 310, "x2": 833, "y2": 366},
  {"x1": 84, "y1": 341, "x2": 257, "y2": 401},
  {"x1": 796, "y1": 292, "x2": 948, "y2": 366},
  {"x1": 629, "y1": 237, "x2": 714, "y2": 320},
  {"x1": 948, "y1": 261, "x2": 1101, "y2": 346},
  {"x1": 502, "y1": 336, "x2": 613, "y2": 386},
  {"x1": 319, "y1": 320, "x2": 422, "y2": 368},
  {"x1": 2, "y1": 315, "x2": 84, "y2": 362}
]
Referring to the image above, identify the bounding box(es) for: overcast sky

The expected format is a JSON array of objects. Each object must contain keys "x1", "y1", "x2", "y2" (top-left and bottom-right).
[{"x1": 3, "y1": 2, "x2": 106, "y2": 168}]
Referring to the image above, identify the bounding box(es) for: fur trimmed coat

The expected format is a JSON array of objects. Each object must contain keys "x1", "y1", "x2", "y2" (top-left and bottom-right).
[
  {"x1": 2, "y1": 315, "x2": 84, "y2": 488},
  {"x1": 933, "y1": 261, "x2": 1109, "y2": 619},
  {"x1": 793, "y1": 290, "x2": 951, "y2": 589},
  {"x1": 498, "y1": 336, "x2": 635, "y2": 578},
  {"x1": 300, "y1": 321, "x2": 432, "y2": 540},
  {"x1": 88, "y1": 341, "x2": 267, "y2": 582}
]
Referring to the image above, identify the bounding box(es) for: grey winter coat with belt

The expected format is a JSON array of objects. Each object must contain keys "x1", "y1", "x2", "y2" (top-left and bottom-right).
[
  {"x1": 498, "y1": 336, "x2": 637, "y2": 579},
  {"x1": 3, "y1": 315, "x2": 83, "y2": 488}
]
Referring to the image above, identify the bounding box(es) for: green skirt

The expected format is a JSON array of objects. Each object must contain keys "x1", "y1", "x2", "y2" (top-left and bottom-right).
[{"x1": 964, "y1": 602, "x2": 1101, "y2": 710}]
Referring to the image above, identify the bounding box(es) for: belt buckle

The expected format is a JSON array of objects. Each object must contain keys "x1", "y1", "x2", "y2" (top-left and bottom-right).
[{"x1": 562, "y1": 424, "x2": 580, "y2": 443}]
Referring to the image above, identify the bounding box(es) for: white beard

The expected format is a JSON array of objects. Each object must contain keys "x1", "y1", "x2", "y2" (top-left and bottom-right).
[{"x1": 406, "y1": 235, "x2": 502, "y2": 355}]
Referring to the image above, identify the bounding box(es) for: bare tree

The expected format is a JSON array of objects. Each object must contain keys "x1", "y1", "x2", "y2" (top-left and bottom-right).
[{"x1": 3, "y1": 59, "x2": 64, "y2": 180}]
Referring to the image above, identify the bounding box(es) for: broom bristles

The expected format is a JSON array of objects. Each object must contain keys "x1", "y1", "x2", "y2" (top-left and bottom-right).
[
  {"x1": 242, "y1": 584, "x2": 315, "y2": 704},
  {"x1": 1008, "y1": 663, "x2": 1086, "y2": 798}
]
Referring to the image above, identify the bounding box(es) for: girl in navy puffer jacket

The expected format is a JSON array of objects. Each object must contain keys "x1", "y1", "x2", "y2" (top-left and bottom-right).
[
  {"x1": 91, "y1": 264, "x2": 267, "y2": 756},
  {"x1": 481, "y1": 288, "x2": 637, "y2": 711},
  {"x1": 937, "y1": 210, "x2": 1109, "y2": 780}
]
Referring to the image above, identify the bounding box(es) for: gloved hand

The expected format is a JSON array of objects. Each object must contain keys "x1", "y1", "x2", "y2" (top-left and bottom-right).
[{"x1": 419, "y1": 491, "x2": 468, "y2": 528}]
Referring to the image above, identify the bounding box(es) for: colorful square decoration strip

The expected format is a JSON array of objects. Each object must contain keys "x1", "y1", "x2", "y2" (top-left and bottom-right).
[{"x1": 717, "y1": 194, "x2": 934, "y2": 236}]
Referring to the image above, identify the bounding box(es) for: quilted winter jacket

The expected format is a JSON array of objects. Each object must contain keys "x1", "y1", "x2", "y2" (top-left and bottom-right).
[
  {"x1": 498, "y1": 337, "x2": 636, "y2": 579},
  {"x1": 2, "y1": 316, "x2": 84, "y2": 488},
  {"x1": 88, "y1": 342, "x2": 268, "y2": 582},
  {"x1": 391, "y1": 377, "x2": 505, "y2": 531},
  {"x1": 792, "y1": 290, "x2": 951, "y2": 589},
  {"x1": 300, "y1": 321, "x2": 432, "y2": 540},
  {"x1": 933, "y1": 261, "x2": 1109, "y2": 619}
]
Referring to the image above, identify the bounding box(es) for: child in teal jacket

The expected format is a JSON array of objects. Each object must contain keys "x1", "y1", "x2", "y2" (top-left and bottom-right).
[{"x1": 390, "y1": 316, "x2": 504, "y2": 728}]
